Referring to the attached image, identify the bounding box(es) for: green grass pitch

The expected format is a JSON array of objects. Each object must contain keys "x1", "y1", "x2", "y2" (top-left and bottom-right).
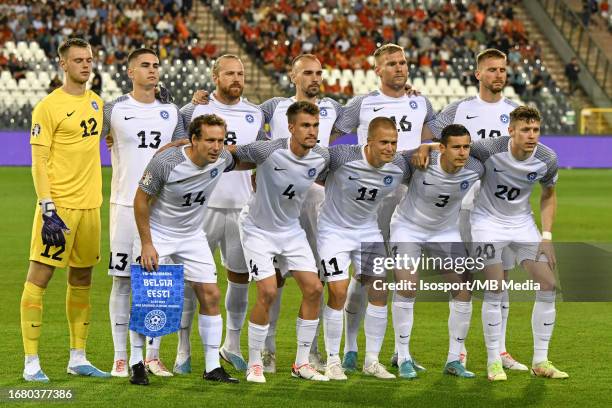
[{"x1": 0, "y1": 167, "x2": 611, "y2": 407}]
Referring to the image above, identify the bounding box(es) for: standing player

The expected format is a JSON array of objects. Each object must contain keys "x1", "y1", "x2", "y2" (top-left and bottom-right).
[
  {"x1": 317, "y1": 117, "x2": 413, "y2": 380},
  {"x1": 332, "y1": 43, "x2": 435, "y2": 372},
  {"x1": 259, "y1": 54, "x2": 343, "y2": 372},
  {"x1": 229, "y1": 101, "x2": 330, "y2": 383},
  {"x1": 133, "y1": 114, "x2": 242, "y2": 385},
  {"x1": 102, "y1": 48, "x2": 186, "y2": 378},
  {"x1": 426, "y1": 48, "x2": 526, "y2": 371},
  {"x1": 179, "y1": 54, "x2": 266, "y2": 372},
  {"x1": 390, "y1": 124, "x2": 483, "y2": 379},
  {"x1": 21, "y1": 38, "x2": 109, "y2": 381}
]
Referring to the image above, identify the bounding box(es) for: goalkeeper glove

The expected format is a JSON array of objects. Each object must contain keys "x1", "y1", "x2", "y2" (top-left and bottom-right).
[{"x1": 40, "y1": 199, "x2": 70, "y2": 247}]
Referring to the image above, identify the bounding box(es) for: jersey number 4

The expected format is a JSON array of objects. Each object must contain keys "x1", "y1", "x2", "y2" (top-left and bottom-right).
[
  {"x1": 137, "y1": 130, "x2": 162, "y2": 148},
  {"x1": 282, "y1": 184, "x2": 296, "y2": 199}
]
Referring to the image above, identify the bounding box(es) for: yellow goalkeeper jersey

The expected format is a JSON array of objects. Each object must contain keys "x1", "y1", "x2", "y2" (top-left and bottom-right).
[{"x1": 30, "y1": 88, "x2": 103, "y2": 209}]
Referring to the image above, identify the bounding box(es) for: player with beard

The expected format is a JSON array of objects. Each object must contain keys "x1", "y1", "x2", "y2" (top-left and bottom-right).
[{"x1": 177, "y1": 55, "x2": 266, "y2": 373}]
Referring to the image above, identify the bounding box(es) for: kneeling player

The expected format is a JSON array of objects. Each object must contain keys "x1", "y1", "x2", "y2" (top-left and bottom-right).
[
  {"x1": 317, "y1": 117, "x2": 411, "y2": 380},
  {"x1": 390, "y1": 124, "x2": 483, "y2": 379},
  {"x1": 467, "y1": 106, "x2": 567, "y2": 381},
  {"x1": 133, "y1": 114, "x2": 243, "y2": 385}
]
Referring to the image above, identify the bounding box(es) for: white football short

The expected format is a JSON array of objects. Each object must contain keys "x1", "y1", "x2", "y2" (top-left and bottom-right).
[
  {"x1": 108, "y1": 203, "x2": 140, "y2": 277},
  {"x1": 150, "y1": 228, "x2": 217, "y2": 284},
  {"x1": 390, "y1": 216, "x2": 465, "y2": 261},
  {"x1": 470, "y1": 215, "x2": 546, "y2": 267},
  {"x1": 317, "y1": 221, "x2": 386, "y2": 282},
  {"x1": 204, "y1": 207, "x2": 248, "y2": 273},
  {"x1": 239, "y1": 211, "x2": 317, "y2": 282}
]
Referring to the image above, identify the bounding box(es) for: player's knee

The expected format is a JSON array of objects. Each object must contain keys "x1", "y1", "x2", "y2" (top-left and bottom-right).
[
  {"x1": 68, "y1": 267, "x2": 93, "y2": 286},
  {"x1": 258, "y1": 285, "x2": 278, "y2": 306},
  {"x1": 26, "y1": 261, "x2": 55, "y2": 288},
  {"x1": 303, "y1": 280, "x2": 323, "y2": 302},
  {"x1": 327, "y1": 284, "x2": 347, "y2": 309}
]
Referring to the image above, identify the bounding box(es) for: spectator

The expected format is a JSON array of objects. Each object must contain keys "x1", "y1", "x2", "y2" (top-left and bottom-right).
[
  {"x1": 47, "y1": 74, "x2": 62, "y2": 93},
  {"x1": 90, "y1": 68, "x2": 102, "y2": 96},
  {"x1": 564, "y1": 57, "x2": 581, "y2": 95},
  {"x1": 8, "y1": 53, "x2": 27, "y2": 80},
  {"x1": 529, "y1": 68, "x2": 544, "y2": 98}
]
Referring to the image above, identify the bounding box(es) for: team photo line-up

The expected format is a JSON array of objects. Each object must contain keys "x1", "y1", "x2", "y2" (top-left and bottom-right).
[{"x1": 21, "y1": 36, "x2": 567, "y2": 386}]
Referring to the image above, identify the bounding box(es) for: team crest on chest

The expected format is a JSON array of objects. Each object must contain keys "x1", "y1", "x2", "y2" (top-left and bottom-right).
[
  {"x1": 160, "y1": 110, "x2": 169, "y2": 120},
  {"x1": 211, "y1": 168, "x2": 219, "y2": 178},
  {"x1": 383, "y1": 175, "x2": 393, "y2": 185},
  {"x1": 245, "y1": 114, "x2": 254, "y2": 123},
  {"x1": 319, "y1": 107, "x2": 328, "y2": 117},
  {"x1": 500, "y1": 114, "x2": 509, "y2": 124},
  {"x1": 460, "y1": 180, "x2": 469, "y2": 190},
  {"x1": 409, "y1": 100, "x2": 418, "y2": 110},
  {"x1": 308, "y1": 168, "x2": 316, "y2": 178},
  {"x1": 527, "y1": 171, "x2": 537, "y2": 182},
  {"x1": 91, "y1": 101, "x2": 99, "y2": 111}
]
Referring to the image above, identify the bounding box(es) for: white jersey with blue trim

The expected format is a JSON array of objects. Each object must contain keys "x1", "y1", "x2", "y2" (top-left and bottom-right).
[
  {"x1": 236, "y1": 138, "x2": 329, "y2": 232},
  {"x1": 335, "y1": 90, "x2": 435, "y2": 150},
  {"x1": 318, "y1": 144, "x2": 412, "y2": 230},
  {"x1": 181, "y1": 95, "x2": 266, "y2": 209},
  {"x1": 470, "y1": 136, "x2": 558, "y2": 225},
  {"x1": 260, "y1": 96, "x2": 342, "y2": 146},
  {"x1": 394, "y1": 151, "x2": 484, "y2": 231},
  {"x1": 102, "y1": 94, "x2": 185, "y2": 207},
  {"x1": 139, "y1": 146, "x2": 235, "y2": 237}
]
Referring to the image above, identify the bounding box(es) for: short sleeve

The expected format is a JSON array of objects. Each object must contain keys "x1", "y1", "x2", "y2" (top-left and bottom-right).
[
  {"x1": 172, "y1": 105, "x2": 187, "y2": 141},
  {"x1": 235, "y1": 139, "x2": 282, "y2": 165},
  {"x1": 333, "y1": 94, "x2": 365, "y2": 134},
  {"x1": 100, "y1": 101, "x2": 114, "y2": 139},
  {"x1": 221, "y1": 149, "x2": 236, "y2": 172},
  {"x1": 427, "y1": 99, "x2": 460, "y2": 139},
  {"x1": 138, "y1": 154, "x2": 172, "y2": 197}
]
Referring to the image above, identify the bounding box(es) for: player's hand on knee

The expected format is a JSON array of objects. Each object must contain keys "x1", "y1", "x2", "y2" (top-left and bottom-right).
[
  {"x1": 537, "y1": 239, "x2": 556, "y2": 270},
  {"x1": 140, "y1": 243, "x2": 159, "y2": 272},
  {"x1": 191, "y1": 89, "x2": 209, "y2": 105},
  {"x1": 40, "y1": 199, "x2": 70, "y2": 247}
]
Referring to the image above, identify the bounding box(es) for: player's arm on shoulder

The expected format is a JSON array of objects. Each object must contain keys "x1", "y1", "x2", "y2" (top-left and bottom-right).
[
  {"x1": 191, "y1": 89, "x2": 210, "y2": 105},
  {"x1": 420, "y1": 97, "x2": 436, "y2": 142},
  {"x1": 331, "y1": 95, "x2": 362, "y2": 139},
  {"x1": 411, "y1": 142, "x2": 439, "y2": 169},
  {"x1": 232, "y1": 140, "x2": 275, "y2": 166},
  {"x1": 223, "y1": 147, "x2": 256, "y2": 171}
]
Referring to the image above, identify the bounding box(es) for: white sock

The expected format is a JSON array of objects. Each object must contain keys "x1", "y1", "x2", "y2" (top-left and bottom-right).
[
  {"x1": 146, "y1": 336, "x2": 161, "y2": 360},
  {"x1": 109, "y1": 277, "x2": 130, "y2": 361},
  {"x1": 323, "y1": 305, "x2": 343, "y2": 358},
  {"x1": 129, "y1": 330, "x2": 145, "y2": 366},
  {"x1": 198, "y1": 313, "x2": 223, "y2": 372},
  {"x1": 392, "y1": 293, "x2": 414, "y2": 364},
  {"x1": 176, "y1": 284, "x2": 196, "y2": 363},
  {"x1": 448, "y1": 299, "x2": 472, "y2": 364},
  {"x1": 364, "y1": 303, "x2": 387, "y2": 367},
  {"x1": 224, "y1": 281, "x2": 249, "y2": 354},
  {"x1": 24, "y1": 355, "x2": 41, "y2": 375},
  {"x1": 344, "y1": 277, "x2": 367, "y2": 354},
  {"x1": 265, "y1": 286, "x2": 283, "y2": 353},
  {"x1": 69, "y1": 349, "x2": 87, "y2": 366},
  {"x1": 500, "y1": 289, "x2": 510, "y2": 354},
  {"x1": 450, "y1": 299, "x2": 468, "y2": 357},
  {"x1": 295, "y1": 317, "x2": 319, "y2": 366},
  {"x1": 248, "y1": 321, "x2": 269, "y2": 367},
  {"x1": 310, "y1": 291, "x2": 325, "y2": 354},
  {"x1": 532, "y1": 290, "x2": 556, "y2": 365},
  {"x1": 482, "y1": 291, "x2": 503, "y2": 364}
]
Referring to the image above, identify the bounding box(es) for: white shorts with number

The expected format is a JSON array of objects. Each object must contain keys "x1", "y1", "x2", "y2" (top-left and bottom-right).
[
  {"x1": 470, "y1": 215, "x2": 545, "y2": 267},
  {"x1": 151, "y1": 228, "x2": 217, "y2": 283},
  {"x1": 239, "y1": 210, "x2": 317, "y2": 282},
  {"x1": 204, "y1": 207, "x2": 248, "y2": 274},
  {"x1": 317, "y1": 221, "x2": 386, "y2": 282},
  {"x1": 108, "y1": 203, "x2": 141, "y2": 277},
  {"x1": 390, "y1": 217, "x2": 465, "y2": 261}
]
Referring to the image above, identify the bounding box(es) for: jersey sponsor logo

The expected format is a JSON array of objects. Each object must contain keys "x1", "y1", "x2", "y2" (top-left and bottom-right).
[
  {"x1": 141, "y1": 171, "x2": 153, "y2": 186},
  {"x1": 211, "y1": 168, "x2": 219, "y2": 178},
  {"x1": 409, "y1": 100, "x2": 418, "y2": 109},
  {"x1": 466, "y1": 115, "x2": 478, "y2": 119},
  {"x1": 500, "y1": 114, "x2": 509, "y2": 124},
  {"x1": 67, "y1": 110, "x2": 75, "y2": 117},
  {"x1": 384, "y1": 175, "x2": 393, "y2": 185},
  {"x1": 308, "y1": 168, "x2": 317, "y2": 178},
  {"x1": 422, "y1": 180, "x2": 434, "y2": 185},
  {"x1": 320, "y1": 107, "x2": 328, "y2": 117},
  {"x1": 144, "y1": 309, "x2": 167, "y2": 332},
  {"x1": 160, "y1": 110, "x2": 170, "y2": 120},
  {"x1": 91, "y1": 101, "x2": 99, "y2": 111},
  {"x1": 31, "y1": 123, "x2": 41, "y2": 137},
  {"x1": 527, "y1": 171, "x2": 538, "y2": 182},
  {"x1": 245, "y1": 113, "x2": 255, "y2": 123},
  {"x1": 373, "y1": 107, "x2": 384, "y2": 112},
  {"x1": 460, "y1": 180, "x2": 469, "y2": 190}
]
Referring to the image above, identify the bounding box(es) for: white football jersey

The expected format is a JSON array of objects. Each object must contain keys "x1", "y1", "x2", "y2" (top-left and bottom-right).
[
  {"x1": 318, "y1": 145, "x2": 412, "y2": 229},
  {"x1": 102, "y1": 94, "x2": 185, "y2": 206},
  {"x1": 470, "y1": 136, "x2": 558, "y2": 225},
  {"x1": 181, "y1": 95, "x2": 267, "y2": 209},
  {"x1": 139, "y1": 146, "x2": 235, "y2": 237},
  {"x1": 335, "y1": 90, "x2": 435, "y2": 150},
  {"x1": 429, "y1": 95, "x2": 519, "y2": 140},
  {"x1": 260, "y1": 96, "x2": 343, "y2": 146},
  {"x1": 236, "y1": 138, "x2": 330, "y2": 232},
  {"x1": 394, "y1": 151, "x2": 484, "y2": 231}
]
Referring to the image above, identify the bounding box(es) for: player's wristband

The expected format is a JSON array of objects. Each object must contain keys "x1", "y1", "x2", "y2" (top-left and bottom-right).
[
  {"x1": 39, "y1": 198, "x2": 56, "y2": 216},
  {"x1": 542, "y1": 231, "x2": 552, "y2": 240}
]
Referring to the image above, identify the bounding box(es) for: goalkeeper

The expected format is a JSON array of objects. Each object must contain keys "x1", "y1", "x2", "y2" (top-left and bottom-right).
[{"x1": 20, "y1": 38, "x2": 110, "y2": 382}]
